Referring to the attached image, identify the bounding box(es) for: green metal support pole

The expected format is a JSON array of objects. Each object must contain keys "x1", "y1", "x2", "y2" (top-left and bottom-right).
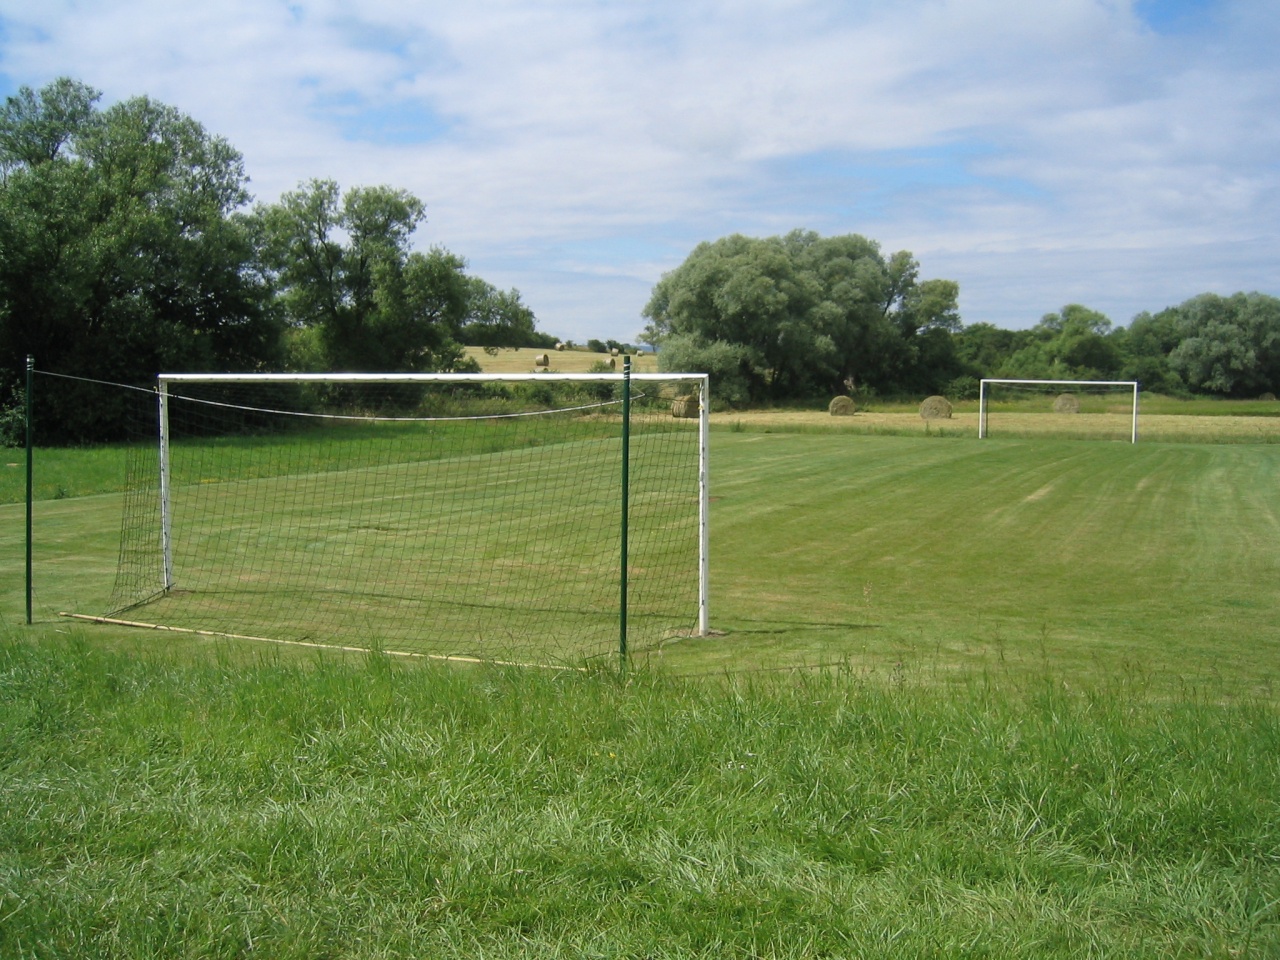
[
  {"x1": 619, "y1": 356, "x2": 631, "y2": 667},
  {"x1": 25, "y1": 355, "x2": 33, "y2": 625}
]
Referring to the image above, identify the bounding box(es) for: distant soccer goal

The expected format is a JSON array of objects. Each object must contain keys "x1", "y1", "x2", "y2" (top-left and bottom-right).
[
  {"x1": 978, "y1": 379, "x2": 1140, "y2": 443},
  {"x1": 87, "y1": 369, "x2": 710, "y2": 667}
]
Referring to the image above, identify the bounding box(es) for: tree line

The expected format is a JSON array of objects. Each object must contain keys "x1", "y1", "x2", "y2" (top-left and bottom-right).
[
  {"x1": 5, "y1": 78, "x2": 1278, "y2": 441},
  {"x1": 644, "y1": 231, "x2": 1280, "y2": 404},
  {"x1": 0, "y1": 78, "x2": 554, "y2": 441}
]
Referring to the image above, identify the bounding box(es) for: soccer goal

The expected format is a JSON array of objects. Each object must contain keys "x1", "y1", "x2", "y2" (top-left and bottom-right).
[
  {"x1": 86, "y1": 368, "x2": 710, "y2": 667},
  {"x1": 978, "y1": 379, "x2": 1140, "y2": 443}
]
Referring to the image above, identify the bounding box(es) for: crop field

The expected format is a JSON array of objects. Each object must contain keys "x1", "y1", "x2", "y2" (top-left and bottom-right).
[
  {"x1": 2, "y1": 411, "x2": 1279, "y2": 956},
  {"x1": 462, "y1": 346, "x2": 660, "y2": 375},
  {"x1": 717, "y1": 403, "x2": 1280, "y2": 443}
]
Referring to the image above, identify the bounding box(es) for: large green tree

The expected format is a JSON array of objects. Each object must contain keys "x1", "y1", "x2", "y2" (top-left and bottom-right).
[
  {"x1": 0, "y1": 78, "x2": 280, "y2": 439},
  {"x1": 1166, "y1": 292, "x2": 1280, "y2": 396},
  {"x1": 996, "y1": 305, "x2": 1124, "y2": 381},
  {"x1": 458, "y1": 277, "x2": 553, "y2": 349},
  {"x1": 642, "y1": 230, "x2": 959, "y2": 402},
  {"x1": 252, "y1": 179, "x2": 477, "y2": 372}
]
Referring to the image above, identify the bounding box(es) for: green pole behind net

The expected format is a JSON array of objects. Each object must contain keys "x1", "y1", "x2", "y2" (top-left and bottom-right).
[
  {"x1": 619, "y1": 355, "x2": 631, "y2": 667},
  {"x1": 25, "y1": 355, "x2": 33, "y2": 625}
]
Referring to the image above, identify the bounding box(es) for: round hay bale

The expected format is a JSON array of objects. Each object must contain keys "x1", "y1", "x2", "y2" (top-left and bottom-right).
[
  {"x1": 1052, "y1": 393, "x2": 1080, "y2": 414},
  {"x1": 610, "y1": 347, "x2": 620, "y2": 357},
  {"x1": 919, "y1": 395, "x2": 953, "y2": 420},
  {"x1": 1261, "y1": 392, "x2": 1276, "y2": 402},
  {"x1": 828, "y1": 395, "x2": 856, "y2": 416},
  {"x1": 604, "y1": 356, "x2": 616, "y2": 370},
  {"x1": 671, "y1": 395, "x2": 699, "y2": 419},
  {"x1": 555, "y1": 342, "x2": 566, "y2": 351},
  {"x1": 534, "y1": 353, "x2": 550, "y2": 367}
]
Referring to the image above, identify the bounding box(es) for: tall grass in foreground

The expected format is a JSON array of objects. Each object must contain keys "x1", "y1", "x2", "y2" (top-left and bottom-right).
[{"x1": 2, "y1": 633, "x2": 1277, "y2": 958}]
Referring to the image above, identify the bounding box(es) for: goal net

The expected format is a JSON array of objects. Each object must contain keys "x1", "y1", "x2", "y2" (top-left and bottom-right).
[
  {"x1": 70, "y1": 370, "x2": 708, "y2": 667},
  {"x1": 978, "y1": 379, "x2": 1139, "y2": 443}
]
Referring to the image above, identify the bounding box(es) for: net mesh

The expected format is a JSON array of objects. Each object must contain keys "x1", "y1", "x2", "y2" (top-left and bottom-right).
[{"x1": 39, "y1": 374, "x2": 703, "y2": 666}]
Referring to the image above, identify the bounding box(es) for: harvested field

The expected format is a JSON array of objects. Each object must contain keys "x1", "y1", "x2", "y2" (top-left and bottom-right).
[
  {"x1": 713, "y1": 408, "x2": 1280, "y2": 442},
  {"x1": 465, "y1": 346, "x2": 659, "y2": 374}
]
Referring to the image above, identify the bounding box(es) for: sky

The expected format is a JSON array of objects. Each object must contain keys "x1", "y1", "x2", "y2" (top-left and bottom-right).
[{"x1": 1, "y1": 0, "x2": 1277, "y2": 344}]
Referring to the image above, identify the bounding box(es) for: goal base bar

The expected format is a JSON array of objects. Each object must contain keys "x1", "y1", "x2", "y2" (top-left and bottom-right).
[{"x1": 58, "y1": 613, "x2": 587, "y2": 672}]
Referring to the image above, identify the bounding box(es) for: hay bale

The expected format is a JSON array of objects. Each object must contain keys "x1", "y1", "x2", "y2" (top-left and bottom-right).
[
  {"x1": 919, "y1": 395, "x2": 953, "y2": 420},
  {"x1": 610, "y1": 347, "x2": 620, "y2": 357},
  {"x1": 828, "y1": 395, "x2": 856, "y2": 416},
  {"x1": 1261, "y1": 392, "x2": 1276, "y2": 402},
  {"x1": 555, "y1": 342, "x2": 566, "y2": 351},
  {"x1": 603, "y1": 356, "x2": 616, "y2": 370},
  {"x1": 534, "y1": 353, "x2": 550, "y2": 367},
  {"x1": 1052, "y1": 393, "x2": 1080, "y2": 414},
  {"x1": 671, "y1": 396, "x2": 699, "y2": 419}
]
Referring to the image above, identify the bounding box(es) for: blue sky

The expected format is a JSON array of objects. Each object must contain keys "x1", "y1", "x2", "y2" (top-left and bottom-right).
[{"x1": 1, "y1": 0, "x2": 1276, "y2": 344}]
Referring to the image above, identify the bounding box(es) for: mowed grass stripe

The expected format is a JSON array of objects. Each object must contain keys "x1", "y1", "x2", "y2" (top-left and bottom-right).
[{"x1": 658, "y1": 434, "x2": 1280, "y2": 692}]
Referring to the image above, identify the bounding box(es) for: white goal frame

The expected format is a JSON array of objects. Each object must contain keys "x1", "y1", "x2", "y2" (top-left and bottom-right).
[
  {"x1": 978, "y1": 378, "x2": 1140, "y2": 443},
  {"x1": 155, "y1": 370, "x2": 711, "y2": 638}
]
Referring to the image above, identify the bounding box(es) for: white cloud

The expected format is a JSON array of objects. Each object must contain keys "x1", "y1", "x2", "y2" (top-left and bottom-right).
[{"x1": 1, "y1": 0, "x2": 1276, "y2": 340}]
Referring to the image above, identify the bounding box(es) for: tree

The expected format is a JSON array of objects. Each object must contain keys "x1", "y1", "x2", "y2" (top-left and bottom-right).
[
  {"x1": 642, "y1": 230, "x2": 959, "y2": 403},
  {"x1": 253, "y1": 179, "x2": 469, "y2": 372},
  {"x1": 997, "y1": 305, "x2": 1123, "y2": 380},
  {"x1": 1115, "y1": 309, "x2": 1184, "y2": 394},
  {"x1": 1167, "y1": 293, "x2": 1280, "y2": 396},
  {"x1": 458, "y1": 277, "x2": 551, "y2": 349},
  {"x1": 654, "y1": 334, "x2": 756, "y2": 405},
  {"x1": 0, "y1": 79, "x2": 280, "y2": 440},
  {"x1": 953, "y1": 322, "x2": 1033, "y2": 377},
  {"x1": 0, "y1": 76, "x2": 97, "y2": 168}
]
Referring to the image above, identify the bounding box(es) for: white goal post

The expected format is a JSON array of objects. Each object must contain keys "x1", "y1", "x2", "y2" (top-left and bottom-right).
[
  {"x1": 148, "y1": 369, "x2": 710, "y2": 658},
  {"x1": 978, "y1": 379, "x2": 1140, "y2": 443}
]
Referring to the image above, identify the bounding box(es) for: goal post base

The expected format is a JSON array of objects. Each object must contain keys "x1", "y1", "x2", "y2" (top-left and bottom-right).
[{"x1": 58, "y1": 613, "x2": 589, "y2": 672}]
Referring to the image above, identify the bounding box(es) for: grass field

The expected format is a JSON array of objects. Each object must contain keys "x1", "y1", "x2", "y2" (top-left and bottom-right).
[
  {"x1": 650, "y1": 432, "x2": 1279, "y2": 698},
  {"x1": 2, "y1": 406, "x2": 1279, "y2": 956},
  {"x1": 3, "y1": 411, "x2": 1280, "y2": 691},
  {"x1": 0, "y1": 637, "x2": 1276, "y2": 958}
]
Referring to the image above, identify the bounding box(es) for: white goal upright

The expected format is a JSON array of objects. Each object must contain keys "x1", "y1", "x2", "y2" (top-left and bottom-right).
[
  {"x1": 978, "y1": 379, "x2": 1140, "y2": 443},
  {"x1": 103, "y1": 369, "x2": 710, "y2": 667}
]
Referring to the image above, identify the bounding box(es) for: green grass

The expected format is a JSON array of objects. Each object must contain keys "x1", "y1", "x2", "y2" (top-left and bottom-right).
[
  {"x1": 1, "y1": 635, "x2": 1276, "y2": 958},
  {"x1": 5, "y1": 399, "x2": 703, "y2": 667},
  {"x1": 4, "y1": 418, "x2": 1280, "y2": 956},
  {"x1": 0, "y1": 418, "x2": 634, "y2": 506},
  {"x1": 0, "y1": 443, "x2": 142, "y2": 504},
  {"x1": 5, "y1": 426, "x2": 1280, "y2": 693},
  {"x1": 647, "y1": 433, "x2": 1279, "y2": 697}
]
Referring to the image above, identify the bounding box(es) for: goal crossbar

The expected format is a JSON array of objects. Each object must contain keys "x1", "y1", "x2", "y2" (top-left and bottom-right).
[
  {"x1": 158, "y1": 372, "x2": 685, "y2": 384},
  {"x1": 978, "y1": 379, "x2": 1140, "y2": 443}
]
